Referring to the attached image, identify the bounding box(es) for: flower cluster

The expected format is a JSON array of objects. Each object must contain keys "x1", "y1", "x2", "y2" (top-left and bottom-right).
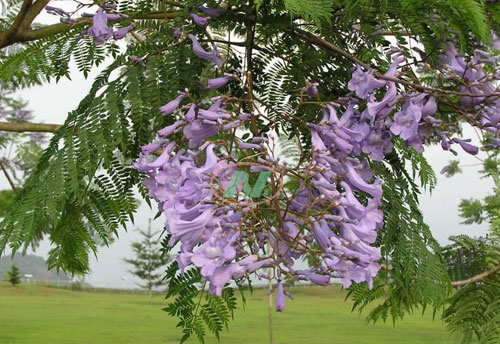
[
  {"x1": 45, "y1": 3, "x2": 134, "y2": 45},
  {"x1": 135, "y1": 93, "x2": 275, "y2": 296},
  {"x1": 133, "y1": 9, "x2": 500, "y2": 314}
]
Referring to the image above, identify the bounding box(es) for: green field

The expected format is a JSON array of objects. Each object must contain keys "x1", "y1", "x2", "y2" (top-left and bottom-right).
[{"x1": 0, "y1": 282, "x2": 454, "y2": 344}]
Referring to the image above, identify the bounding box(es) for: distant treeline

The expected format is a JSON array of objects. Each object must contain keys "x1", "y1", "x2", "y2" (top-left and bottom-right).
[{"x1": 0, "y1": 254, "x2": 69, "y2": 281}]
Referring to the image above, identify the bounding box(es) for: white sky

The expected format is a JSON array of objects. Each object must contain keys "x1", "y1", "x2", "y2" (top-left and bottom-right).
[{"x1": 0, "y1": 7, "x2": 492, "y2": 287}]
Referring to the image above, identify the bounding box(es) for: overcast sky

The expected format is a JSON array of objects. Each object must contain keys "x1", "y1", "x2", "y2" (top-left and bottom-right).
[{"x1": 1, "y1": 7, "x2": 493, "y2": 288}]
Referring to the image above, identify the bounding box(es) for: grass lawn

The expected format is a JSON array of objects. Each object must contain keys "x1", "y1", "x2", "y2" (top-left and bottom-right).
[{"x1": 0, "y1": 282, "x2": 454, "y2": 344}]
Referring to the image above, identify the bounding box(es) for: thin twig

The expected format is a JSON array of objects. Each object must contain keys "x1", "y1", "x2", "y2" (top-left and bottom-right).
[{"x1": 0, "y1": 160, "x2": 17, "y2": 193}]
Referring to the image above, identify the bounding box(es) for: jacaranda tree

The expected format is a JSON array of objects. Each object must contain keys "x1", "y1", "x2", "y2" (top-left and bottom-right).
[{"x1": 1, "y1": 0, "x2": 500, "y2": 342}]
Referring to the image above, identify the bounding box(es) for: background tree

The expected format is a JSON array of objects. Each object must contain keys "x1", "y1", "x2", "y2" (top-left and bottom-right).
[
  {"x1": 5, "y1": 264, "x2": 20, "y2": 286},
  {"x1": 441, "y1": 155, "x2": 500, "y2": 343},
  {"x1": 124, "y1": 220, "x2": 171, "y2": 303}
]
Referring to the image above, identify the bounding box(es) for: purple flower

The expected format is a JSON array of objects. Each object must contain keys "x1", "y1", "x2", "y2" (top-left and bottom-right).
[
  {"x1": 159, "y1": 92, "x2": 186, "y2": 116},
  {"x1": 367, "y1": 83, "x2": 397, "y2": 119},
  {"x1": 421, "y1": 96, "x2": 437, "y2": 117},
  {"x1": 207, "y1": 74, "x2": 236, "y2": 89},
  {"x1": 158, "y1": 120, "x2": 185, "y2": 137},
  {"x1": 275, "y1": 282, "x2": 286, "y2": 312},
  {"x1": 88, "y1": 9, "x2": 112, "y2": 45},
  {"x1": 444, "y1": 41, "x2": 467, "y2": 75},
  {"x1": 184, "y1": 104, "x2": 196, "y2": 122},
  {"x1": 296, "y1": 270, "x2": 330, "y2": 286},
  {"x1": 45, "y1": 6, "x2": 70, "y2": 17},
  {"x1": 238, "y1": 142, "x2": 262, "y2": 150},
  {"x1": 348, "y1": 65, "x2": 386, "y2": 99},
  {"x1": 390, "y1": 98, "x2": 422, "y2": 140},
  {"x1": 141, "y1": 139, "x2": 167, "y2": 155},
  {"x1": 451, "y1": 138, "x2": 479, "y2": 155},
  {"x1": 167, "y1": 208, "x2": 213, "y2": 249},
  {"x1": 190, "y1": 13, "x2": 208, "y2": 27},
  {"x1": 188, "y1": 34, "x2": 223, "y2": 68},
  {"x1": 173, "y1": 27, "x2": 181, "y2": 39},
  {"x1": 208, "y1": 263, "x2": 245, "y2": 296},
  {"x1": 303, "y1": 80, "x2": 319, "y2": 97},
  {"x1": 312, "y1": 220, "x2": 333, "y2": 251},
  {"x1": 345, "y1": 161, "x2": 382, "y2": 199},
  {"x1": 198, "y1": 109, "x2": 230, "y2": 120},
  {"x1": 113, "y1": 25, "x2": 134, "y2": 40},
  {"x1": 191, "y1": 230, "x2": 237, "y2": 277},
  {"x1": 183, "y1": 120, "x2": 219, "y2": 148},
  {"x1": 361, "y1": 129, "x2": 393, "y2": 161}
]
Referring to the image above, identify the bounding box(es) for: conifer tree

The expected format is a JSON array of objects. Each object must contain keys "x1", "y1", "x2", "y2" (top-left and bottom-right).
[
  {"x1": 5, "y1": 264, "x2": 21, "y2": 287},
  {"x1": 124, "y1": 220, "x2": 171, "y2": 303}
]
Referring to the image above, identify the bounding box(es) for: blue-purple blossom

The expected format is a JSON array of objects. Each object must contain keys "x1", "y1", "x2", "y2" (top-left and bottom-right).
[
  {"x1": 451, "y1": 138, "x2": 479, "y2": 155},
  {"x1": 188, "y1": 34, "x2": 223, "y2": 68},
  {"x1": 275, "y1": 282, "x2": 286, "y2": 312},
  {"x1": 45, "y1": 6, "x2": 70, "y2": 17},
  {"x1": 207, "y1": 74, "x2": 236, "y2": 89},
  {"x1": 88, "y1": 9, "x2": 112, "y2": 45},
  {"x1": 348, "y1": 65, "x2": 386, "y2": 99},
  {"x1": 390, "y1": 98, "x2": 422, "y2": 140},
  {"x1": 296, "y1": 270, "x2": 330, "y2": 286},
  {"x1": 303, "y1": 80, "x2": 319, "y2": 97},
  {"x1": 173, "y1": 27, "x2": 181, "y2": 39},
  {"x1": 113, "y1": 25, "x2": 134, "y2": 40},
  {"x1": 159, "y1": 92, "x2": 186, "y2": 116},
  {"x1": 190, "y1": 13, "x2": 208, "y2": 27}
]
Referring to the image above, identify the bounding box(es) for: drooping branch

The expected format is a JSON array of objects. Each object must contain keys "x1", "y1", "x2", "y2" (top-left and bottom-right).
[
  {"x1": 0, "y1": 121, "x2": 61, "y2": 133},
  {"x1": 451, "y1": 263, "x2": 500, "y2": 287}
]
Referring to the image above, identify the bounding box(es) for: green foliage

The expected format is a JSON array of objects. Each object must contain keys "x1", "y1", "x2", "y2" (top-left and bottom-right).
[
  {"x1": 348, "y1": 148, "x2": 449, "y2": 323},
  {"x1": 0, "y1": 36, "x2": 202, "y2": 272},
  {"x1": 441, "y1": 160, "x2": 463, "y2": 178},
  {"x1": 441, "y1": 156, "x2": 500, "y2": 342},
  {"x1": 5, "y1": 264, "x2": 20, "y2": 286},
  {"x1": 256, "y1": 0, "x2": 332, "y2": 25},
  {"x1": 0, "y1": 189, "x2": 15, "y2": 218},
  {"x1": 444, "y1": 280, "x2": 500, "y2": 344},
  {"x1": 443, "y1": 235, "x2": 500, "y2": 282},
  {"x1": 163, "y1": 262, "x2": 239, "y2": 343},
  {"x1": 459, "y1": 198, "x2": 486, "y2": 225}
]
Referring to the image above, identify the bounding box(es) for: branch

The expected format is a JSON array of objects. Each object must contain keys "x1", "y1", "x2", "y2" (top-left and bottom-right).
[
  {"x1": 369, "y1": 30, "x2": 413, "y2": 37},
  {"x1": 0, "y1": 11, "x2": 180, "y2": 49},
  {"x1": 0, "y1": 160, "x2": 18, "y2": 193},
  {"x1": 0, "y1": 0, "x2": 32, "y2": 48},
  {"x1": 0, "y1": 121, "x2": 61, "y2": 133},
  {"x1": 19, "y1": 18, "x2": 91, "y2": 43},
  {"x1": 451, "y1": 264, "x2": 500, "y2": 287},
  {"x1": 21, "y1": 0, "x2": 50, "y2": 31},
  {"x1": 286, "y1": 27, "x2": 500, "y2": 99}
]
